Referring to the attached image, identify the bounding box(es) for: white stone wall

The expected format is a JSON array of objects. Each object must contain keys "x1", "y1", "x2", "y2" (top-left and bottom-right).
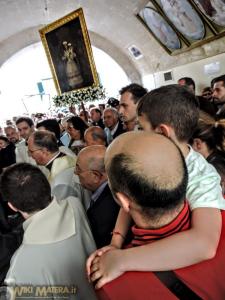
[{"x1": 0, "y1": 0, "x2": 225, "y2": 84}]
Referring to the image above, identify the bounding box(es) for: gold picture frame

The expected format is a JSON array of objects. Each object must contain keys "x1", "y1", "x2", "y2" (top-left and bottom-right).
[
  {"x1": 138, "y1": 1, "x2": 223, "y2": 56},
  {"x1": 39, "y1": 8, "x2": 99, "y2": 95},
  {"x1": 191, "y1": 0, "x2": 225, "y2": 35}
]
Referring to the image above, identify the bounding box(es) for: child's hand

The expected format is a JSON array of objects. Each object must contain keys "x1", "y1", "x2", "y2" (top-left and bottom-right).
[
  {"x1": 86, "y1": 245, "x2": 117, "y2": 280},
  {"x1": 89, "y1": 248, "x2": 124, "y2": 289}
]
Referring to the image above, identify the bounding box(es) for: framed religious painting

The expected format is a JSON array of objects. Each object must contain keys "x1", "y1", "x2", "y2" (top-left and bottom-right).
[
  {"x1": 191, "y1": 0, "x2": 225, "y2": 34},
  {"x1": 39, "y1": 8, "x2": 99, "y2": 95},
  {"x1": 154, "y1": 0, "x2": 206, "y2": 42},
  {"x1": 138, "y1": 1, "x2": 220, "y2": 55},
  {"x1": 137, "y1": 2, "x2": 187, "y2": 55}
]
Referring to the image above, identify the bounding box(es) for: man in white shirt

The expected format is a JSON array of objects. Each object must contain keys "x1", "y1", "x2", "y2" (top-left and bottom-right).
[{"x1": 15, "y1": 117, "x2": 36, "y2": 164}]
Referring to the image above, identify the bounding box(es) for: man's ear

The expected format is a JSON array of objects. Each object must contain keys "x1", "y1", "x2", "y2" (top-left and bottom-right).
[
  {"x1": 116, "y1": 192, "x2": 130, "y2": 213},
  {"x1": 8, "y1": 202, "x2": 18, "y2": 212},
  {"x1": 155, "y1": 124, "x2": 171, "y2": 138},
  {"x1": 8, "y1": 202, "x2": 29, "y2": 219}
]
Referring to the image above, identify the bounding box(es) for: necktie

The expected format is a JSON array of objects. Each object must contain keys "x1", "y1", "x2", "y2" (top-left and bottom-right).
[{"x1": 105, "y1": 128, "x2": 113, "y2": 144}]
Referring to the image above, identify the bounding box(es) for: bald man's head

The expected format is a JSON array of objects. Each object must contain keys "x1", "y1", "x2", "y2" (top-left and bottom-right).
[
  {"x1": 105, "y1": 132, "x2": 188, "y2": 223},
  {"x1": 84, "y1": 126, "x2": 106, "y2": 147},
  {"x1": 76, "y1": 145, "x2": 107, "y2": 191}
]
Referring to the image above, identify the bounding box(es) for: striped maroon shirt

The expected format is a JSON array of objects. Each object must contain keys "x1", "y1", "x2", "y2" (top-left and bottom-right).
[{"x1": 130, "y1": 201, "x2": 191, "y2": 247}]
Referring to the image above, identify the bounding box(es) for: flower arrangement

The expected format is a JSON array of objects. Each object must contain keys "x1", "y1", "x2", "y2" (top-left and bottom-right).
[{"x1": 53, "y1": 85, "x2": 106, "y2": 107}]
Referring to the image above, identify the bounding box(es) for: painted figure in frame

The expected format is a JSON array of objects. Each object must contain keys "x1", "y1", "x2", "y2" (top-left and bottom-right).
[
  {"x1": 140, "y1": 7, "x2": 181, "y2": 50},
  {"x1": 62, "y1": 41, "x2": 84, "y2": 89},
  {"x1": 159, "y1": 0, "x2": 205, "y2": 40},
  {"x1": 194, "y1": 0, "x2": 225, "y2": 27}
]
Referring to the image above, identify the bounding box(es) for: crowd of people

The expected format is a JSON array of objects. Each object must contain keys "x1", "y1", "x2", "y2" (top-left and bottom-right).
[{"x1": 0, "y1": 74, "x2": 225, "y2": 299}]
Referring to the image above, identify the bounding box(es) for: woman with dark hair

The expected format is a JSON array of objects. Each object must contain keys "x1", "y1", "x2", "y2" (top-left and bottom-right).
[
  {"x1": 0, "y1": 136, "x2": 9, "y2": 150},
  {"x1": 79, "y1": 110, "x2": 90, "y2": 125},
  {"x1": 191, "y1": 112, "x2": 225, "y2": 193},
  {"x1": 36, "y1": 119, "x2": 62, "y2": 145},
  {"x1": 67, "y1": 116, "x2": 89, "y2": 155}
]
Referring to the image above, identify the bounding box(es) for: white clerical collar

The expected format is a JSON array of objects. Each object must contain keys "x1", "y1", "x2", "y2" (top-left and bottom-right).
[
  {"x1": 45, "y1": 151, "x2": 60, "y2": 167},
  {"x1": 23, "y1": 197, "x2": 75, "y2": 244}
]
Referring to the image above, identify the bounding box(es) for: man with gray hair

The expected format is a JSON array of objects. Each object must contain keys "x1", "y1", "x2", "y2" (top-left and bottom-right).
[
  {"x1": 103, "y1": 107, "x2": 125, "y2": 144},
  {"x1": 27, "y1": 131, "x2": 90, "y2": 207},
  {"x1": 75, "y1": 145, "x2": 120, "y2": 247},
  {"x1": 27, "y1": 131, "x2": 74, "y2": 182},
  {"x1": 4, "y1": 125, "x2": 21, "y2": 145}
]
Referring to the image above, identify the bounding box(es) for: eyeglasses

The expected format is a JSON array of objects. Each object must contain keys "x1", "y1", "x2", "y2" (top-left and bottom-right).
[
  {"x1": 28, "y1": 148, "x2": 42, "y2": 154},
  {"x1": 75, "y1": 164, "x2": 102, "y2": 176},
  {"x1": 75, "y1": 164, "x2": 90, "y2": 175}
]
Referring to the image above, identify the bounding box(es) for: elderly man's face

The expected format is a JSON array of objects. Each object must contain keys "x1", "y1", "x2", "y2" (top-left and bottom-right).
[
  {"x1": 27, "y1": 136, "x2": 45, "y2": 165},
  {"x1": 119, "y1": 92, "x2": 137, "y2": 123},
  {"x1": 5, "y1": 128, "x2": 19, "y2": 144},
  {"x1": 103, "y1": 111, "x2": 118, "y2": 129},
  {"x1": 75, "y1": 154, "x2": 96, "y2": 191}
]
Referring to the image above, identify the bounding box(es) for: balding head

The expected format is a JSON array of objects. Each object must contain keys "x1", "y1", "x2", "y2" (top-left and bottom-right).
[
  {"x1": 84, "y1": 126, "x2": 106, "y2": 147},
  {"x1": 27, "y1": 131, "x2": 59, "y2": 165},
  {"x1": 105, "y1": 132, "x2": 187, "y2": 227},
  {"x1": 75, "y1": 145, "x2": 107, "y2": 191}
]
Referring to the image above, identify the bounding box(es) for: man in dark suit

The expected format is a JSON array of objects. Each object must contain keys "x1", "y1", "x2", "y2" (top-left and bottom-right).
[
  {"x1": 211, "y1": 74, "x2": 225, "y2": 119},
  {"x1": 90, "y1": 107, "x2": 105, "y2": 129},
  {"x1": 103, "y1": 108, "x2": 125, "y2": 145},
  {"x1": 75, "y1": 145, "x2": 120, "y2": 248},
  {"x1": 0, "y1": 194, "x2": 23, "y2": 284}
]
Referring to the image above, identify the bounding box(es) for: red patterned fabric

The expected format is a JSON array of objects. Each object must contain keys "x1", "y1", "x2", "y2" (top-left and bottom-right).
[
  {"x1": 97, "y1": 209, "x2": 225, "y2": 300},
  {"x1": 130, "y1": 201, "x2": 190, "y2": 247}
]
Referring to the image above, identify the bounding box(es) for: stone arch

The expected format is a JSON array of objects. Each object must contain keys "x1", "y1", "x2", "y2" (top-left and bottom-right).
[{"x1": 0, "y1": 26, "x2": 142, "y2": 84}]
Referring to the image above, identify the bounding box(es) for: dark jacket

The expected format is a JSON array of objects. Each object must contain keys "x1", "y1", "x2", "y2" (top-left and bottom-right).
[
  {"x1": 87, "y1": 184, "x2": 120, "y2": 248},
  {"x1": 197, "y1": 96, "x2": 217, "y2": 118},
  {"x1": 0, "y1": 143, "x2": 16, "y2": 174},
  {"x1": 112, "y1": 121, "x2": 126, "y2": 140},
  {"x1": 0, "y1": 198, "x2": 23, "y2": 284},
  {"x1": 92, "y1": 118, "x2": 105, "y2": 129}
]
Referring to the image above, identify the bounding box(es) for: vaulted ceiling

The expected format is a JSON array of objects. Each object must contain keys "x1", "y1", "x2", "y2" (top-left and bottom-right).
[{"x1": 0, "y1": 0, "x2": 225, "y2": 82}]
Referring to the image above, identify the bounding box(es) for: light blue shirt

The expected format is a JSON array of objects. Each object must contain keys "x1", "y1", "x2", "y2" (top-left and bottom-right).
[
  {"x1": 91, "y1": 181, "x2": 108, "y2": 204},
  {"x1": 186, "y1": 146, "x2": 225, "y2": 210},
  {"x1": 60, "y1": 132, "x2": 70, "y2": 147}
]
